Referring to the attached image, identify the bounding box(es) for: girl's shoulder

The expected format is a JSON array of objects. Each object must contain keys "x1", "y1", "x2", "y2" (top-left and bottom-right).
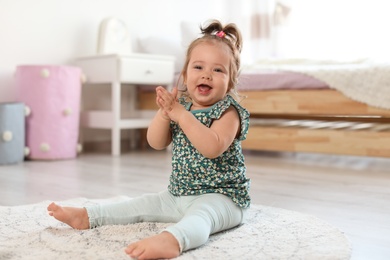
[
  {"x1": 209, "y1": 95, "x2": 250, "y2": 120},
  {"x1": 210, "y1": 95, "x2": 250, "y2": 141}
]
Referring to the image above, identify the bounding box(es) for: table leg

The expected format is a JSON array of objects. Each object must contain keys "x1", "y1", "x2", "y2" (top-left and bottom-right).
[{"x1": 112, "y1": 81, "x2": 121, "y2": 156}]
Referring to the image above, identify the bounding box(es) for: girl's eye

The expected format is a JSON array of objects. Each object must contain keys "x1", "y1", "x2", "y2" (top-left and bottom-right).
[
  {"x1": 194, "y1": 65, "x2": 202, "y2": 70},
  {"x1": 214, "y1": 68, "x2": 223, "y2": 73}
]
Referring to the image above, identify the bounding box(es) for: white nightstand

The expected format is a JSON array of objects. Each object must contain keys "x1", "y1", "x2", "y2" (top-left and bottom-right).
[{"x1": 74, "y1": 53, "x2": 175, "y2": 156}]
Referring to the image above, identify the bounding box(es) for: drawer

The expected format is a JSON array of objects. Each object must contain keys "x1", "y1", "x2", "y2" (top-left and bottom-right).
[
  {"x1": 119, "y1": 58, "x2": 175, "y2": 85},
  {"x1": 74, "y1": 57, "x2": 118, "y2": 83}
]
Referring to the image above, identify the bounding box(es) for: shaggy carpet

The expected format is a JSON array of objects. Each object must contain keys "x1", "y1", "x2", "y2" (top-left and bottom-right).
[{"x1": 0, "y1": 197, "x2": 351, "y2": 260}]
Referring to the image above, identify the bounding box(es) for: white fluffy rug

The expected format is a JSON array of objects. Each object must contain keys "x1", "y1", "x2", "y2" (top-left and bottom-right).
[{"x1": 0, "y1": 197, "x2": 351, "y2": 260}]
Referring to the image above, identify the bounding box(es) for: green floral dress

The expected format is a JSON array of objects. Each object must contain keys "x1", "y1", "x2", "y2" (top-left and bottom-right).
[{"x1": 168, "y1": 95, "x2": 251, "y2": 208}]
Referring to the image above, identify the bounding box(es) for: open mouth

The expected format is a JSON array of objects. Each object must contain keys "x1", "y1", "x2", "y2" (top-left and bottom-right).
[{"x1": 197, "y1": 84, "x2": 212, "y2": 94}]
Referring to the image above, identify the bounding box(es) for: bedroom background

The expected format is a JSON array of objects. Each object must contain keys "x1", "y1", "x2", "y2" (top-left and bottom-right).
[
  {"x1": 1, "y1": 2, "x2": 390, "y2": 258},
  {"x1": 1, "y1": 0, "x2": 389, "y2": 146}
]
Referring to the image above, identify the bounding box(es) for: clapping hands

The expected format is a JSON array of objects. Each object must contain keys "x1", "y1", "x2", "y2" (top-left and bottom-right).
[{"x1": 155, "y1": 86, "x2": 185, "y2": 122}]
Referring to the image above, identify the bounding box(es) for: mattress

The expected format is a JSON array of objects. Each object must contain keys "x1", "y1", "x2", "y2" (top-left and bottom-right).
[{"x1": 237, "y1": 70, "x2": 329, "y2": 91}]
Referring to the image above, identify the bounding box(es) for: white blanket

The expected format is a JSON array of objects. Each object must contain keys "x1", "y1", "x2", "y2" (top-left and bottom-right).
[{"x1": 248, "y1": 59, "x2": 390, "y2": 110}]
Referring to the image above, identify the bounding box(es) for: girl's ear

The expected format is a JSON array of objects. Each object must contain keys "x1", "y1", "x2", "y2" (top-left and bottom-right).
[
  {"x1": 181, "y1": 75, "x2": 187, "y2": 90},
  {"x1": 182, "y1": 74, "x2": 187, "y2": 84}
]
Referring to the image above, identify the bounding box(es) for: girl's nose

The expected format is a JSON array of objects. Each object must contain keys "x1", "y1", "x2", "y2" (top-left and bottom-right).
[{"x1": 202, "y1": 74, "x2": 212, "y2": 80}]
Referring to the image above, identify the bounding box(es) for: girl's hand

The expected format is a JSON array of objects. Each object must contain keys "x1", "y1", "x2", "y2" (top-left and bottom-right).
[
  {"x1": 156, "y1": 86, "x2": 175, "y2": 110},
  {"x1": 155, "y1": 86, "x2": 173, "y2": 120},
  {"x1": 155, "y1": 86, "x2": 186, "y2": 122}
]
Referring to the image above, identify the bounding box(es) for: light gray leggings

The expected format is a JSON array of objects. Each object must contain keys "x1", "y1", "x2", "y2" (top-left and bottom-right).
[{"x1": 85, "y1": 190, "x2": 246, "y2": 252}]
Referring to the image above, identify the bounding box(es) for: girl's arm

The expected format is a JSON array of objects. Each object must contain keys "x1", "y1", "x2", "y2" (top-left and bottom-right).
[
  {"x1": 174, "y1": 106, "x2": 240, "y2": 158},
  {"x1": 146, "y1": 109, "x2": 172, "y2": 150},
  {"x1": 146, "y1": 87, "x2": 173, "y2": 150}
]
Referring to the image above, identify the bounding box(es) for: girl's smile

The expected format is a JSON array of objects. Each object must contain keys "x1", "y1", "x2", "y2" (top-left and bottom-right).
[{"x1": 197, "y1": 84, "x2": 212, "y2": 95}]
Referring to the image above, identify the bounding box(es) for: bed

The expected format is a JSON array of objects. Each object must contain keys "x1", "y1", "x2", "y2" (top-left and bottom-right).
[{"x1": 138, "y1": 60, "x2": 390, "y2": 158}]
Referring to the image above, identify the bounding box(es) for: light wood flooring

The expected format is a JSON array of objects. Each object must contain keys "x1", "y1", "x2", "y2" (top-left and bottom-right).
[{"x1": 0, "y1": 149, "x2": 389, "y2": 260}]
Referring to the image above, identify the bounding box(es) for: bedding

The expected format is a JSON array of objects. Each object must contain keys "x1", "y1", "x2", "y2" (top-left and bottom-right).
[
  {"x1": 238, "y1": 70, "x2": 328, "y2": 91},
  {"x1": 245, "y1": 59, "x2": 390, "y2": 109}
]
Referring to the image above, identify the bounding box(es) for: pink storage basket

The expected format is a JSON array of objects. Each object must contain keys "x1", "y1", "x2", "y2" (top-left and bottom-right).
[{"x1": 15, "y1": 65, "x2": 82, "y2": 160}]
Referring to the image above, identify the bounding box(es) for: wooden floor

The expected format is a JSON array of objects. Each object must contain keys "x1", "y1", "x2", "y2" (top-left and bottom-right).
[{"x1": 0, "y1": 149, "x2": 389, "y2": 260}]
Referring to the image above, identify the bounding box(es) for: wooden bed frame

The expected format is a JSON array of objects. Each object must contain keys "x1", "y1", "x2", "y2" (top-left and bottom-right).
[
  {"x1": 138, "y1": 89, "x2": 390, "y2": 158},
  {"x1": 240, "y1": 89, "x2": 390, "y2": 157}
]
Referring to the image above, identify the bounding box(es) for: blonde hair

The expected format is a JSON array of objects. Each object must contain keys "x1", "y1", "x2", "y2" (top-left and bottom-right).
[{"x1": 178, "y1": 19, "x2": 243, "y2": 100}]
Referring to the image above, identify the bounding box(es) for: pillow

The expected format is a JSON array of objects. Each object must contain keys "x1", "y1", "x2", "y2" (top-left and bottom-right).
[{"x1": 137, "y1": 36, "x2": 185, "y2": 73}]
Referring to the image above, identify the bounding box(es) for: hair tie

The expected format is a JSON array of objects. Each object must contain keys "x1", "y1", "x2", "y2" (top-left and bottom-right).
[{"x1": 216, "y1": 31, "x2": 226, "y2": 38}]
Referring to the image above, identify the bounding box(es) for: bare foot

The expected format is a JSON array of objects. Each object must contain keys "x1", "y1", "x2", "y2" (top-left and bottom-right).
[
  {"x1": 125, "y1": 231, "x2": 180, "y2": 260},
  {"x1": 47, "y1": 202, "x2": 89, "y2": 230}
]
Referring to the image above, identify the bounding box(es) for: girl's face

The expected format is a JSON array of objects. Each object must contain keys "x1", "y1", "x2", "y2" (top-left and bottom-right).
[{"x1": 185, "y1": 41, "x2": 230, "y2": 109}]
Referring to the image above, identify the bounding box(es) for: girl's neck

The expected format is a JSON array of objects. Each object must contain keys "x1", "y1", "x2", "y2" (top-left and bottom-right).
[
  {"x1": 190, "y1": 104, "x2": 211, "y2": 111},
  {"x1": 189, "y1": 94, "x2": 229, "y2": 111}
]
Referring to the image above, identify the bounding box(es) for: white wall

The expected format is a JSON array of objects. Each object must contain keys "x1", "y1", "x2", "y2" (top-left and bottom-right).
[
  {"x1": 0, "y1": 0, "x2": 227, "y2": 102},
  {"x1": 276, "y1": 0, "x2": 390, "y2": 61}
]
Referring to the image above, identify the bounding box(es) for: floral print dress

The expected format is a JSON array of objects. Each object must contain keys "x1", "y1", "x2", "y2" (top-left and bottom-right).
[{"x1": 168, "y1": 95, "x2": 251, "y2": 208}]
